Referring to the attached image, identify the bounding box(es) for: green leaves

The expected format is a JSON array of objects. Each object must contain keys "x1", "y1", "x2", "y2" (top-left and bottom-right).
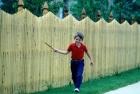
[
  {"x1": 1, "y1": 0, "x2": 18, "y2": 13},
  {"x1": 48, "y1": 0, "x2": 64, "y2": 14},
  {"x1": 0, "y1": 0, "x2": 139, "y2": 23}
]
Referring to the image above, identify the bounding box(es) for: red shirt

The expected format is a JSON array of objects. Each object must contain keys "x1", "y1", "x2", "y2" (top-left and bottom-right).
[{"x1": 67, "y1": 43, "x2": 87, "y2": 60}]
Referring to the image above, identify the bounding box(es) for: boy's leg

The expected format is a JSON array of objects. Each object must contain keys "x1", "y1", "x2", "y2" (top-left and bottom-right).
[
  {"x1": 75, "y1": 60, "x2": 84, "y2": 89},
  {"x1": 70, "y1": 61, "x2": 77, "y2": 87}
]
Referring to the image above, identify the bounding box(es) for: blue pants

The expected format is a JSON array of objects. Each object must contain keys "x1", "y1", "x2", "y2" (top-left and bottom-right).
[{"x1": 71, "y1": 59, "x2": 84, "y2": 89}]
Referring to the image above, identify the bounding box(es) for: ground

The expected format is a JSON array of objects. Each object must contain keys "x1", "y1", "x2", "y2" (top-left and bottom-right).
[{"x1": 31, "y1": 68, "x2": 140, "y2": 94}]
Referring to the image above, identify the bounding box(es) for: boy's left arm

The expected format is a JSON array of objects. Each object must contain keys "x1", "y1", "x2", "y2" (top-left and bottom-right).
[{"x1": 85, "y1": 51, "x2": 94, "y2": 65}]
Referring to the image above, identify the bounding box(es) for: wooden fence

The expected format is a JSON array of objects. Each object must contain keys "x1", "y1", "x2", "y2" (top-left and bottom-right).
[{"x1": 0, "y1": 9, "x2": 140, "y2": 94}]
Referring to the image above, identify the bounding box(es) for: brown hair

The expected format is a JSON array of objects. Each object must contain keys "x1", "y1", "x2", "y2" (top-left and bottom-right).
[{"x1": 74, "y1": 32, "x2": 84, "y2": 40}]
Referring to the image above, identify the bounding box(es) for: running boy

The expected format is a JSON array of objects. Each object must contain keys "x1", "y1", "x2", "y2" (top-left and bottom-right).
[{"x1": 51, "y1": 32, "x2": 94, "y2": 93}]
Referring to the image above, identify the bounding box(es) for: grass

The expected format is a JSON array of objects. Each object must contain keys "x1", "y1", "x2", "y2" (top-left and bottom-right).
[{"x1": 31, "y1": 68, "x2": 140, "y2": 94}]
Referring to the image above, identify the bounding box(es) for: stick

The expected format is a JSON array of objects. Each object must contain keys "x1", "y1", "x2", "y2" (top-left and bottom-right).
[{"x1": 44, "y1": 42, "x2": 54, "y2": 50}]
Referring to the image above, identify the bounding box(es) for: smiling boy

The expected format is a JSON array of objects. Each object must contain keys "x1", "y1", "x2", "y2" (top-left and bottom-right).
[{"x1": 52, "y1": 32, "x2": 94, "y2": 93}]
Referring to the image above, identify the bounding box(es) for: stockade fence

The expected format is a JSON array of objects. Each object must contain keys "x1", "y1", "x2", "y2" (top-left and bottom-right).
[{"x1": 0, "y1": 9, "x2": 140, "y2": 94}]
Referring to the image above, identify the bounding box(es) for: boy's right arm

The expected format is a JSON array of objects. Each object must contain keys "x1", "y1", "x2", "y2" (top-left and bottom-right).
[{"x1": 54, "y1": 48, "x2": 70, "y2": 55}]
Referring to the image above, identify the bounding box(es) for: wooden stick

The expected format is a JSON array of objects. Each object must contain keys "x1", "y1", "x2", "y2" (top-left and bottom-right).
[{"x1": 44, "y1": 42, "x2": 54, "y2": 50}]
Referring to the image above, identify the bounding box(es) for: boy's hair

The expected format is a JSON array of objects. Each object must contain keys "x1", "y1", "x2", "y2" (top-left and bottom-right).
[{"x1": 74, "y1": 32, "x2": 84, "y2": 40}]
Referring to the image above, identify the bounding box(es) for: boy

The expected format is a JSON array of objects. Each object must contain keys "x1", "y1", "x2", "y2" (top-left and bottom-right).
[{"x1": 51, "y1": 32, "x2": 94, "y2": 93}]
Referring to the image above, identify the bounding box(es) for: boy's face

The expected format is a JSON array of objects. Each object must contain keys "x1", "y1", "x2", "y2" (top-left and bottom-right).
[{"x1": 74, "y1": 36, "x2": 82, "y2": 44}]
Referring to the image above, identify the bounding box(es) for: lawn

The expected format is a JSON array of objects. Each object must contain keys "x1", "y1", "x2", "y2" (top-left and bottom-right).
[{"x1": 31, "y1": 68, "x2": 140, "y2": 94}]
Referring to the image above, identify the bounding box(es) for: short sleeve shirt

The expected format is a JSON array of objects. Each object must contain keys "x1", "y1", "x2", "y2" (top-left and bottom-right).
[{"x1": 67, "y1": 43, "x2": 87, "y2": 60}]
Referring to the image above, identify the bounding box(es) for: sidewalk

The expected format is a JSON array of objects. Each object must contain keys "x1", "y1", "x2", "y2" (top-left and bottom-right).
[{"x1": 104, "y1": 81, "x2": 140, "y2": 94}]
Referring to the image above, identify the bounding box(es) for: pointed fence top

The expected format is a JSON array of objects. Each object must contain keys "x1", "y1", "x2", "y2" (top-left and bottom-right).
[
  {"x1": 97, "y1": 10, "x2": 101, "y2": 18},
  {"x1": 108, "y1": 11, "x2": 113, "y2": 22},
  {"x1": 18, "y1": 0, "x2": 24, "y2": 6},
  {"x1": 109, "y1": 12, "x2": 113, "y2": 18},
  {"x1": 43, "y1": 2, "x2": 48, "y2": 9},
  {"x1": 64, "y1": 5, "x2": 69, "y2": 17},
  {"x1": 82, "y1": 8, "x2": 86, "y2": 15},
  {"x1": 42, "y1": 2, "x2": 49, "y2": 15},
  {"x1": 18, "y1": 0, "x2": 24, "y2": 11},
  {"x1": 81, "y1": 8, "x2": 86, "y2": 20},
  {"x1": 120, "y1": 15, "x2": 125, "y2": 24}
]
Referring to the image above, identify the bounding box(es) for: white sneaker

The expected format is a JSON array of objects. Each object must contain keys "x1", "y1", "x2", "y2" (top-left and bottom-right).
[{"x1": 74, "y1": 88, "x2": 80, "y2": 93}]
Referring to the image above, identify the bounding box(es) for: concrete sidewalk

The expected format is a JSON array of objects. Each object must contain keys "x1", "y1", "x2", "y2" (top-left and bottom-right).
[{"x1": 104, "y1": 81, "x2": 140, "y2": 94}]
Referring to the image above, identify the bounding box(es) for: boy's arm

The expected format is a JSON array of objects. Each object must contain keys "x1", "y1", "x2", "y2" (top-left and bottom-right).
[
  {"x1": 54, "y1": 48, "x2": 70, "y2": 55},
  {"x1": 45, "y1": 42, "x2": 70, "y2": 55},
  {"x1": 85, "y1": 51, "x2": 94, "y2": 65}
]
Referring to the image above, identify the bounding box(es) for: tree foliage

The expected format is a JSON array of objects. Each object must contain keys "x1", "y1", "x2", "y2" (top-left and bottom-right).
[
  {"x1": 0, "y1": 0, "x2": 139, "y2": 23},
  {"x1": 1, "y1": 0, "x2": 64, "y2": 16}
]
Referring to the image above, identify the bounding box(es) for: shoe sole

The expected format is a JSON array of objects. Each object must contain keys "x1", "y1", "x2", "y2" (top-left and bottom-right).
[{"x1": 74, "y1": 90, "x2": 79, "y2": 93}]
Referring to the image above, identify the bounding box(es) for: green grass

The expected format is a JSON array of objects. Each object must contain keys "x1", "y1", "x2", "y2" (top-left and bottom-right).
[{"x1": 31, "y1": 68, "x2": 140, "y2": 94}]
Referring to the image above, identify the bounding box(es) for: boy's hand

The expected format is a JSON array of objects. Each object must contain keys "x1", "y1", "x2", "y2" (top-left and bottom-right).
[
  {"x1": 53, "y1": 48, "x2": 58, "y2": 52},
  {"x1": 90, "y1": 62, "x2": 93, "y2": 66}
]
